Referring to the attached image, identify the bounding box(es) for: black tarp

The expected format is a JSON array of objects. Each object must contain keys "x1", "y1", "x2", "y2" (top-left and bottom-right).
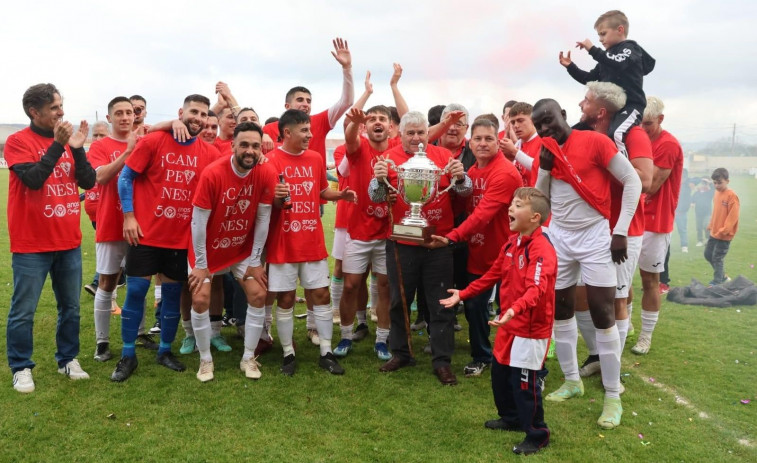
[{"x1": 667, "y1": 275, "x2": 757, "y2": 307}]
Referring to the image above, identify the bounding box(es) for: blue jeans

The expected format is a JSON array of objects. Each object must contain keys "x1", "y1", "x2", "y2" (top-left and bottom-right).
[{"x1": 7, "y1": 247, "x2": 83, "y2": 373}]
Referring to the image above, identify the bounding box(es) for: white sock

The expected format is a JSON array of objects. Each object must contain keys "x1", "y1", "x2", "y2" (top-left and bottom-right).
[
  {"x1": 306, "y1": 308, "x2": 315, "y2": 330},
  {"x1": 182, "y1": 319, "x2": 194, "y2": 337},
  {"x1": 94, "y1": 288, "x2": 113, "y2": 344},
  {"x1": 154, "y1": 284, "x2": 162, "y2": 301},
  {"x1": 112, "y1": 287, "x2": 118, "y2": 301},
  {"x1": 191, "y1": 309, "x2": 212, "y2": 362},
  {"x1": 340, "y1": 324, "x2": 353, "y2": 341},
  {"x1": 331, "y1": 277, "x2": 344, "y2": 312},
  {"x1": 375, "y1": 327, "x2": 390, "y2": 344},
  {"x1": 314, "y1": 304, "x2": 333, "y2": 356},
  {"x1": 370, "y1": 274, "x2": 378, "y2": 308},
  {"x1": 616, "y1": 318, "x2": 629, "y2": 352},
  {"x1": 627, "y1": 302, "x2": 634, "y2": 319},
  {"x1": 357, "y1": 310, "x2": 366, "y2": 325},
  {"x1": 575, "y1": 310, "x2": 597, "y2": 356},
  {"x1": 277, "y1": 306, "x2": 295, "y2": 356},
  {"x1": 640, "y1": 310, "x2": 659, "y2": 339},
  {"x1": 554, "y1": 317, "x2": 580, "y2": 382},
  {"x1": 211, "y1": 320, "x2": 222, "y2": 338},
  {"x1": 243, "y1": 305, "x2": 265, "y2": 361},
  {"x1": 596, "y1": 325, "x2": 621, "y2": 399},
  {"x1": 262, "y1": 305, "x2": 273, "y2": 341}
]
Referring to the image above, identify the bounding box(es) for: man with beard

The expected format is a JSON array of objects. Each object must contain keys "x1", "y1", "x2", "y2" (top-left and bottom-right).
[
  {"x1": 111, "y1": 94, "x2": 220, "y2": 382},
  {"x1": 187, "y1": 122, "x2": 277, "y2": 382}
]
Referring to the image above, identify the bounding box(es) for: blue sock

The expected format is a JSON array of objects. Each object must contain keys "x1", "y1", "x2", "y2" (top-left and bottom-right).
[
  {"x1": 158, "y1": 282, "x2": 182, "y2": 354},
  {"x1": 121, "y1": 277, "x2": 150, "y2": 358}
]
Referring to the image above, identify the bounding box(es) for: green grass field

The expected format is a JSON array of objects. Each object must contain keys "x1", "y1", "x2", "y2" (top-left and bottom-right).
[{"x1": 0, "y1": 169, "x2": 755, "y2": 462}]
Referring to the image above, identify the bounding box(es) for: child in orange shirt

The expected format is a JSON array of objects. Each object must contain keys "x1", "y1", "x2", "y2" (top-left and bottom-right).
[{"x1": 705, "y1": 168, "x2": 740, "y2": 285}]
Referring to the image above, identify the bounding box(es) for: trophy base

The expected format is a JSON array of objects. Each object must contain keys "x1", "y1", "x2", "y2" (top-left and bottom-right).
[{"x1": 390, "y1": 224, "x2": 435, "y2": 244}]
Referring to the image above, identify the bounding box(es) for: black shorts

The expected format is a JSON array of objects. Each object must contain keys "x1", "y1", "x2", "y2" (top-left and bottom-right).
[{"x1": 125, "y1": 244, "x2": 188, "y2": 282}]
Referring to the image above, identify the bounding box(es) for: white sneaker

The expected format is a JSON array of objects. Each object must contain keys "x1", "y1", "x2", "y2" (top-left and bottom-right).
[
  {"x1": 631, "y1": 335, "x2": 652, "y2": 355},
  {"x1": 307, "y1": 329, "x2": 321, "y2": 346},
  {"x1": 370, "y1": 308, "x2": 378, "y2": 323},
  {"x1": 681, "y1": 246, "x2": 688, "y2": 253},
  {"x1": 196, "y1": 359, "x2": 214, "y2": 382},
  {"x1": 696, "y1": 241, "x2": 704, "y2": 247},
  {"x1": 240, "y1": 357, "x2": 262, "y2": 380},
  {"x1": 57, "y1": 359, "x2": 90, "y2": 380},
  {"x1": 13, "y1": 368, "x2": 35, "y2": 393}
]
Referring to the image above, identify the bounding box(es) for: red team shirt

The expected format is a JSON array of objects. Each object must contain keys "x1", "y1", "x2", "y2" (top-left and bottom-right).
[
  {"x1": 88, "y1": 137, "x2": 130, "y2": 242},
  {"x1": 610, "y1": 126, "x2": 652, "y2": 237},
  {"x1": 519, "y1": 134, "x2": 542, "y2": 187},
  {"x1": 189, "y1": 156, "x2": 276, "y2": 273},
  {"x1": 5, "y1": 127, "x2": 83, "y2": 253},
  {"x1": 644, "y1": 130, "x2": 684, "y2": 233},
  {"x1": 382, "y1": 144, "x2": 458, "y2": 245},
  {"x1": 332, "y1": 144, "x2": 350, "y2": 229},
  {"x1": 266, "y1": 147, "x2": 330, "y2": 264},
  {"x1": 125, "y1": 131, "x2": 220, "y2": 249},
  {"x1": 447, "y1": 154, "x2": 522, "y2": 275},
  {"x1": 345, "y1": 138, "x2": 390, "y2": 241},
  {"x1": 264, "y1": 110, "x2": 332, "y2": 164},
  {"x1": 213, "y1": 137, "x2": 233, "y2": 157},
  {"x1": 83, "y1": 183, "x2": 99, "y2": 223}
]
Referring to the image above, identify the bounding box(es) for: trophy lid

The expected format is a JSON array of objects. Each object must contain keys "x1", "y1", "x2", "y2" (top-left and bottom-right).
[{"x1": 402, "y1": 143, "x2": 440, "y2": 171}]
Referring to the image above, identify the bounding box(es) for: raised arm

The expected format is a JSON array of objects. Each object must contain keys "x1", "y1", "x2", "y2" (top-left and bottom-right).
[
  {"x1": 343, "y1": 71, "x2": 373, "y2": 131},
  {"x1": 390, "y1": 63, "x2": 408, "y2": 119},
  {"x1": 327, "y1": 37, "x2": 355, "y2": 128}
]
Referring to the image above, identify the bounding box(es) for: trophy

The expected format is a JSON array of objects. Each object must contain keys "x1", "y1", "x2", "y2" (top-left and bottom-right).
[{"x1": 383, "y1": 143, "x2": 454, "y2": 243}]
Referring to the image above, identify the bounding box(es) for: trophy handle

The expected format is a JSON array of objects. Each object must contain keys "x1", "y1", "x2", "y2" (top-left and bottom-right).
[
  {"x1": 435, "y1": 163, "x2": 456, "y2": 198},
  {"x1": 382, "y1": 158, "x2": 399, "y2": 193}
]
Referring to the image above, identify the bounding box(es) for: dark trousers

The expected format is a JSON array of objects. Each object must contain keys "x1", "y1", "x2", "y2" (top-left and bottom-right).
[
  {"x1": 675, "y1": 210, "x2": 688, "y2": 247},
  {"x1": 660, "y1": 245, "x2": 671, "y2": 285},
  {"x1": 704, "y1": 236, "x2": 731, "y2": 284},
  {"x1": 610, "y1": 103, "x2": 644, "y2": 157},
  {"x1": 386, "y1": 241, "x2": 454, "y2": 368},
  {"x1": 491, "y1": 360, "x2": 550, "y2": 447},
  {"x1": 464, "y1": 272, "x2": 493, "y2": 364}
]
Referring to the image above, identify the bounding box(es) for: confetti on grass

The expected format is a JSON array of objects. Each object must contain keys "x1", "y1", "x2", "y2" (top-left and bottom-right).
[{"x1": 741, "y1": 399, "x2": 751, "y2": 405}]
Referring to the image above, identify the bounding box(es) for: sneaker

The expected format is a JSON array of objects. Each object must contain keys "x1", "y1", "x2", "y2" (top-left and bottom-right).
[
  {"x1": 135, "y1": 333, "x2": 158, "y2": 350},
  {"x1": 545, "y1": 379, "x2": 584, "y2": 402},
  {"x1": 659, "y1": 283, "x2": 670, "y2": 295},
  {"x1": 254, "y1": 337, "x2": 274, "y2": 357},
  {"x1": 94, "y1": 342, "x2": 113, "y2": 362},
  {"x1": 117, "y1": 272, "x2": 126, "y2": 288},
  {"x1": 180, "y1": 336, "x2": 197, "y2": 355},
  {"x1": 547, "y1": 339, "x2": 556, "y2": 359},
  {"x1": 353, "y1": 323, "x2": 369, "y2": 342},
  {"x1": 512, "y1": 439, "x2": 547, "y2": 456},
  {"x1": 453, "y1": 322, "x2": 463, "y2": 331},
  {"x1": 597, "y1": 397, "x2": 623, "y2": 429},
  {"x1": 156, "y1": 351, "x2": 186, "y2": 372},
  {"x1": 696, "y1": 241, "x2": 704, "y2": 247},
  {"x1": 423, "y1": 343, "x2": 432, "y2": 354},
  {"x1": 319, "y1": 352, "x2": 345, "y2": 375},
  {"x1": 222, "y1": 314, "x2": 233, "y2": 327},
  {"x1": 333, "y1": 339, "x2": 353, "y2": 357},
  {"x1": 111, "y1": 356, "x2": 138, "y2": 382},
  {"x1": 210, "y1": 335, "x2": 232, "y2": 352},
  {"x1": 110, "y1": 300, "x2": 121, "y2": 315},
  {"x1": 295, "y1": 296, "x2": 306, "y2": 303},
  {"x1": 57, "y1": 359, "x2": 89, "y2": 380},
  {"x1": 579, "y1": 355, "x2": 601, "y2": 377},
  {"x1": 681, "y1": 246, "x2": 688, "y2": 253},
  {"x1": 332, "y1": 310, "x2": 341, "y2": 325},
  {"x1": 484, "y1": 418, "x2": 520, "y2": 431},
  {"x1": 196, "y1": 359, "x2": 214, "y2": 382},
  {"x1": 149, "y1": 320, "x2": 161, "y2": 334},
  {"x1": 84, "y1": 283, "x2": 98, "y2": 297},
  {"x1": 463, "y1": 361, "x2": 490, "y2": 377},
  {"x1": 307, "y1": 329, "x2": 321, "y2": 346},
  {"x1": 369, "y1": 308, "x2": 378, "y2": 323},
  {"x1": 627, "y1": 322, "x2": 635, "y2": 337},
  {"x1": 374, "y1": 342, "x2": 392, "y2": 361},
  {"x1": 631, "y1": 335, "x2": 651, "y2": 355},
  {"x1": 410, "y1": 320, "x2": 427, "y2": 331},
  {"x1": 12, "y1": 368, "x2": 34, "y2": 393},
  {"x1": 280, "y1": 354, "x2": 297, "y2": 376},
  {"x1": 240, "y1": 357, "x2": 262, "y2": 379}
]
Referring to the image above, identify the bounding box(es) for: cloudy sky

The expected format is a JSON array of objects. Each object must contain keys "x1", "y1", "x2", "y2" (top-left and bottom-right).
[{"x1": 2, "y1": 0, "x2": 756, "y2": 144}]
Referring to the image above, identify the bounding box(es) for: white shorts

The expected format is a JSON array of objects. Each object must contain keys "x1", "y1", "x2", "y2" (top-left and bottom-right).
[
  {"x1": 268, "y1": 260, "x2": 330, "y2": 292},
  {"x1": 615, "y1": 235, "x2": 643, "y2": 298},
  {"x1": 331, "y1": 228, "x2": 348, "y2": 261},
  {"x1": 549, "y1": 219, "x2": 617, "y2": 290},
  {"x1": 96, "y1": 241, "x2": 129, "y2": 275},
  {"x1": 188, "y1": 257, "x2": 250, "y2": 281},
  {"x1": 342, "y1": 238, "x2": 387, "y2": 275},
  {"x1": 638, "y1": 231, "x2": 671, "y2": 273}
]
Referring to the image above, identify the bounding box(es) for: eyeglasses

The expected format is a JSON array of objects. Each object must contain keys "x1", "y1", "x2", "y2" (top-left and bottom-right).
[
  {"x1": 133, "y1": 107, "x2": 144, "y2": 115},
  {"x1": 453, "y1": 122, "x2": 467, "y2": 129}
]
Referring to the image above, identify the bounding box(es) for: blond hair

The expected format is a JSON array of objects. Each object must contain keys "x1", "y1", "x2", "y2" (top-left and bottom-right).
[
  {"x1": 644, "y1": 96, "x2": 665, "y2": 120},
  {"x1": 514, "y1": 187, "x2": 550, "y2": 225},
  {"x1": 595, "y1": 10, "x2": 629, "y2": 35},
  {"x1": 586, "y1": 81, "x2": 627, "y2": 113}
]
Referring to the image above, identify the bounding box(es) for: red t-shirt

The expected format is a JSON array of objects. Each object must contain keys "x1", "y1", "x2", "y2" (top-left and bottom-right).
[
  {"x1": 382, "y1": 144, "x2": 458, "y2": 245},
  {"x1": 266, "y1": 147, "x2": 330, "y2": 263},
  {"x1": 125, "y1": 132, "x2": 219, "y2": 249},
  {"x1": 345, "y1": 138, "x2": 391, "y2": 241},
  {"x1": 263, "y1": 110, "x2": 332, "y2": 164},
  {"x1": 84, "y1": 183, "x2": 99, "y2": 222},
  {"x1": 189, "y1": 156, "x2": 276, "y2": 273},
  {"x1": 5, "y1": 127, "x2": 83, "y2": 253},
  {"x1": 610, "y1": 126, "x2": 651, "y2": 237},
  {"x1": 447, "y1": 155, "x2": 522, "y2": 275},
  {"x1": 644, "y1": 130, "x2": 684, "y2": 233},
  {"x1": 214, "y1": 137, "x2": 233, "y2": 157},
  {"x1": 89, "y1": 137, "x2": 130, "y2": 242},
  {"x1": 332, "y1": 144, "x2": 350, "y2": 229},
  {"x1": 519, "y1": 134, "x2": 542, "y2": 187}
]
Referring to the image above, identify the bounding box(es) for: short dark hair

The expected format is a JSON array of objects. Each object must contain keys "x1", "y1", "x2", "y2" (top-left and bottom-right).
[
  {"x1": 473, "y1": 114, "x2": 499, "y2": 130},
  {"x1": 471, "y1": 119, "x2": 498, "y2": 135},
  {"x1": 285, "y1": 86, "x2": 311, "y2": 103},
  {"x1": 234, "y1": 121, "x2": 263, "y2": 139},
  {"x1": 509, "y1": 102, "x2": 533, "y2": 118},
  {"x1": 365, "y1": 105, "x2": 392, "y2": 119},
  {"x1": 387, "y1": 106, "x2": 400, "y2": 125},
  {"x1": 208, "y1": 110, "x2": 217, "y2": 118},
  {"x1": 711, "y1": 167, "x2": 729, "y2": 181},
  {"x1": 278, "y1": 109, "x2": 310, "y2": 134},
  {"x1": 129, "y1": 95, "x2": 146, "y2": 104},
  {"x1": 265, "y1": 116, "x2": 279, "y2": 125},
  {"x1": 184, "y1": 94, "x2": 211, "y2": 107},
  {"x1": 427, "y1": 104, "x2": 446, "y2": 126},
  {"x1": 22, "y1": 83, "x2": 60, "y2": 119},
  {"x1": 503, "y1": 100, "x2": 518, "y2": 114},
  {"x1": 235, "y1": 107, "x2": 258, "y2": 122},
  {"x1": 514, "y1": 187, "x2": 551, "y2": 225},
  {"x1": 107, "y1": 96, "x2": 132, "y2": 113}
]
